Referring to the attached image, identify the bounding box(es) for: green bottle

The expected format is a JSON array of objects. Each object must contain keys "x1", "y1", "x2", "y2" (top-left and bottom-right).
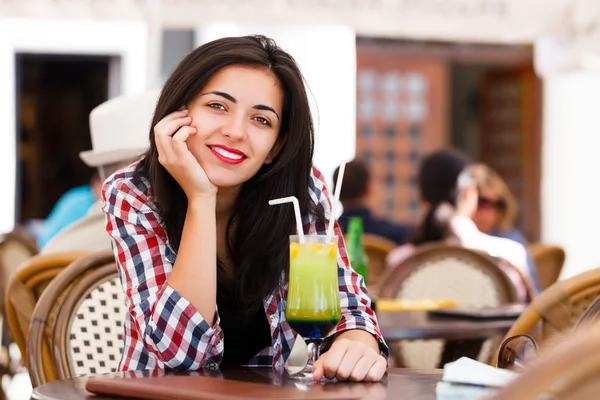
[{"x1": 346, "y1": 217, "x2": 369, "y2": 285}]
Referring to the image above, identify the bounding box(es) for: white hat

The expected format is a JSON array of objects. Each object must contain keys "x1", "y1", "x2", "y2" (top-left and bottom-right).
[{"x1": 80, "y1": 90, "x2": 161, "y2": 167}]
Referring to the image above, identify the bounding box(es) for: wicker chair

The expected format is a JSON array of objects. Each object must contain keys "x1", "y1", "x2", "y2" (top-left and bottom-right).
[
  {"x1": 379, "y1": 243, "x2": 528, "y2": 369},
  {"x1": 0, "y1": 227, "x2": 39, "y2": 285},
  {"x1": 4, "y1": 252, "x2": 85, "y2": 366},
  {"x1": 499, "y1": 268, "x2": 600, "y2": 352},
  {"x1": 0, "y1": 227, "x2": 39, "y2": 327},
  {"x1": 362, "y1": 233, "x2": 397, "y2": 291},
  {"x1": 27, "y1": 250, "x2": 124, "y2": 388},
  {"x1": 530, "y1": 243, "x2": 565, "y2": 290},
  {"x1": 576, "y1": 295, "x2": 600, "y2": 329},
  {"x1": 495, "y1": 321, "x2": 600, "y2": 400},
  {"x1": 0, "y1": 227, "x2": 39, "y2": 378}
]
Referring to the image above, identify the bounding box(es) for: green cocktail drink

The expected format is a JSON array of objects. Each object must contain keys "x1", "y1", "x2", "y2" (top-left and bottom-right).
[{"x1": 286, "y1": 235, "x2": 341, "y2": 339}]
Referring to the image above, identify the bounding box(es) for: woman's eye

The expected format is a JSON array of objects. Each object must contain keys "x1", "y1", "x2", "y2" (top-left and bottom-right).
[
  {"x1": 254, "y1": 116, "x2": 271, "y2": 126},
  {"x1": 208, "y1": 103, "x2": 226, "y2": 111}
]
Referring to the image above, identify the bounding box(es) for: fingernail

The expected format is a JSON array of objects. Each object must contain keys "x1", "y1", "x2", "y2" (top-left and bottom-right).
[{"x1": 180, "y1": 109, "x2": 189, "y2": 113}]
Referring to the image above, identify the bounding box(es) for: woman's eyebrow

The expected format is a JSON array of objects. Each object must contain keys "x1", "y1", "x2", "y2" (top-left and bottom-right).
[
  {"x1": 254, "y1": 104, "x2": 280, "y2": 121},
  {"x1": 199, "y1": 90, "x2": 237, "y2": 102}
]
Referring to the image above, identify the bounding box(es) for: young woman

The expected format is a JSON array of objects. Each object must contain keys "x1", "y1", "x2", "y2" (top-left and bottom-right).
[
  {"x1": 471, "y1": 163, "x2": 541, "y2": 293},
  {"x1": 102, "y1": 35, "x2": 388, "y2": 381}
]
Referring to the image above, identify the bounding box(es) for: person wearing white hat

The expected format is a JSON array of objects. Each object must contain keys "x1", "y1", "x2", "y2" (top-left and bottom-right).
[{"x1": 41, "y1": 90, "x2": 159, "y2": 253}]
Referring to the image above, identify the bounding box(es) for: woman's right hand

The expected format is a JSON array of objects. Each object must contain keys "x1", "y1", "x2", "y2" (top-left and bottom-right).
[{"x1": 154, "y1": 110, "x2": 217, "y2": 199}]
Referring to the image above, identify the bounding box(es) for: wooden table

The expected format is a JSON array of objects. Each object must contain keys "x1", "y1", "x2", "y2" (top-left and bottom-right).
[
  {"x1": 377, "y1": 311, "x2": 514, "y2": 341},
  {"x1": 32, "y1": 368, "x2": 443, "y2": 400}
]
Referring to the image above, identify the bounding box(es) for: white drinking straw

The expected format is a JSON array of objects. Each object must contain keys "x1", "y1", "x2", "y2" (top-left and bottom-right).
[
  {"x1": 327, "y1": 160, "x2": 346, "y2": 241},
  {"x1": 268, "y1": 196, "x2": 305, "y2": 243}
]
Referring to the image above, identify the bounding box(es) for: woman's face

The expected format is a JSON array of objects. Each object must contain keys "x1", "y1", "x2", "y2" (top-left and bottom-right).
[
  {"x1": 185, "y1": 65, "x2": 284, "y2": 189},
  {"x1": 473, "y1": 186, "x2": 504, "y2": 234}
]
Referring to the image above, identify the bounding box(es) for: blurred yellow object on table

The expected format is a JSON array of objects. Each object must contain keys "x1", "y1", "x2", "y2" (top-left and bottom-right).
[{"x1": 376, "y1": 298, "x2": 459, "y2": 311}]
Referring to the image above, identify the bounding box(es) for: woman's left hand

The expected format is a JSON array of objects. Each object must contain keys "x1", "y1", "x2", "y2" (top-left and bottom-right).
[{"x1": 312, "y1": 338, "x2": 387, "y2": 382}]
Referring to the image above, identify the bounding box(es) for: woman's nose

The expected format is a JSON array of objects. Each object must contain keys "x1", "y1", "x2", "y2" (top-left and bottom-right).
[{"x1": 221, "y1": 116, "x2": 246, "y2": 141}]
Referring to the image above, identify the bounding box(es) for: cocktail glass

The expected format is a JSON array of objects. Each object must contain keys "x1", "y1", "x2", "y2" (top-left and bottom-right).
[{"x1": 285, "y1": 235, "x2": 341, "y2": 381}]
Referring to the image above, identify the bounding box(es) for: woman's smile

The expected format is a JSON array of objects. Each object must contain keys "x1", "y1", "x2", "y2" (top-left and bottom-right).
[{"x1": 208, "y1": 144, "x2": 247, "y2": 165}]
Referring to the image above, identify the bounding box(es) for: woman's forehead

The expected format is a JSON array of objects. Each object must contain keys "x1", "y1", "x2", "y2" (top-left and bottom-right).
[{"x1": 201, "y1": 65, "x2": 282, "y2": 103}]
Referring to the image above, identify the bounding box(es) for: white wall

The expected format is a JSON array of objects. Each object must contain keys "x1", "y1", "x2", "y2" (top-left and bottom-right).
[
  {"x1": 195, "y1": 23, "x2": 357, "y2": 190},
  {"x1": 542, "y1": 71, "x2": 600, "y2": 278},
  {"x1": 0, "y1": 19, "x2": 148, "y2": 233}
]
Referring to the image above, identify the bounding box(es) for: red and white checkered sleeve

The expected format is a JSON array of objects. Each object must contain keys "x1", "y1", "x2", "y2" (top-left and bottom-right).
[
  {"x1": 102, "y1": 174, "x2": 224, "y2": 370},
  {"x1": 309, "y1": 166, "x2": 390, "y2": 359}
]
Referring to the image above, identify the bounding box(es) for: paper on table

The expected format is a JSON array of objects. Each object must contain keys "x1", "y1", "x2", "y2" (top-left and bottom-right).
[
  {"x1": 442, "y1": 357, "x2": 518, "y2": 388},
  {"x1": 285, "y1": 334, "x2": 309, "y2": 375}
]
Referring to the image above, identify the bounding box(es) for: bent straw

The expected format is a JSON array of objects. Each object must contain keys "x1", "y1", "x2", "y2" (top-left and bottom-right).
[
  {"x1": 268, "y1": 196, "x2": 305, "y2": 243},
  {"x1": 327, "y1": 160, "x2": 346, "y2": 241}
]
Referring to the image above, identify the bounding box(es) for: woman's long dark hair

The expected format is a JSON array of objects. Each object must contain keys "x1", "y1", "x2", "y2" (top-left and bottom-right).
[
  {"x1": 410, "y1": 148, "x2": 470, "y2": 245},
  {"x1": 136, "y1": 35, "x2": 315, "y2": 312}
]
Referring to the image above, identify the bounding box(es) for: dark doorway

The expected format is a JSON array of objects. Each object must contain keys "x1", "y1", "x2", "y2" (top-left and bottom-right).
[
  {"x1": 450, "y1": 62, "x2": 542, "y2": 241},
  {"x1": 16, "y1": 54, "x2": 111, "y2": 224}
]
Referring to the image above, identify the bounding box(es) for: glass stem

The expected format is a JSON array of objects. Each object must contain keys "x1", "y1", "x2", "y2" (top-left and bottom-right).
[{"x1": 305, "y1": 338, "x2": 322, "y2": 371}]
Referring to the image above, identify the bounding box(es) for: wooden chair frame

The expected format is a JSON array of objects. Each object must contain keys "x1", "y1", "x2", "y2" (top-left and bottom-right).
[
  {"x1": 378, "y1": 243, "x2": 524, "y2": 303},
  {"x1": 0, "y1": 227, "x2": 39, "y2": 256},
  {"x1": 576, "y1": 294, "x2": 600, "y2": 329},
  {"x1": 495, "y1": 321, "x2": 600, "y2": 400},
  {"x1": 54, "y1": 263, "x2": 118, "y2": 380},
  {"x1": 362, "y1": 233, "x2": 397, "y2": 290},
  {"x1": 4, "y1": 252, "x2": 85, "y2": 365},
  {"x1": 500, "y1": 268, "x2": 600, "y2": 346},
  {"x1": 27, "y1": 250, "x2": 115, "y2": 387},
  {"x1": 530, "y1": 243, "x2": 566, "y2": 290}
]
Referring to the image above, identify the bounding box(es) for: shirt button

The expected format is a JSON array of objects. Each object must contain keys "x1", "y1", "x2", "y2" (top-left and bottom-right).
[{"x1": 208, "y1": 362, "x2": 218, "y2": 370}]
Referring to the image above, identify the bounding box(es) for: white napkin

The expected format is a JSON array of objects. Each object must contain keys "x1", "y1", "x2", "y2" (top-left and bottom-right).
[
  {"x1": 285, "y1": 334, "x2": 309, "y2": 374},
  {"x1": 441, "y1": 357, "x2": 518, "y2": 388}
]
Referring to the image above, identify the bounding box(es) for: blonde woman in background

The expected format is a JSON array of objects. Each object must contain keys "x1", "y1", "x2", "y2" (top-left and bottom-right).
[
  {"x1": 386, "y1": 149, "x2": 532, "y2": 298},
  {"x1": 471, "y1": 163, "x2": 541, "y2": 294}
]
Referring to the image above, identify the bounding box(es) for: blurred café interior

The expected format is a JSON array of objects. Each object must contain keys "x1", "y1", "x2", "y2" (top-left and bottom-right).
[{"x1": 1, "y1": 0, "x2": 600, "y2": 399}]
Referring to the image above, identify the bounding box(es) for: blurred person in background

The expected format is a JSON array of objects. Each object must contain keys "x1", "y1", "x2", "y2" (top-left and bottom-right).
[
  {"x1": 41, "y1": 91, "x2": 159, "y2": 253},
  {"x1": 333, "y1": 160, "x2": 412, "y2": 245},
  {"x1": 471, "y1": 163, "x2": 540, "y2": 293},
  {"x1": 386, "y1": 148, "x2": 533, "y2": 291},
  {"x1": 36, "y1": 171, "x2": 100, "y2": 249}
]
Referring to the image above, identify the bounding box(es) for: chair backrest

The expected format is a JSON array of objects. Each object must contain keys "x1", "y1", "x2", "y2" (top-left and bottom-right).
[
  {"x1": 0, "y1": 227, "x2": 39, "y2": 313},
  {"x1": 530, "y1": 243, "x2": 565, "y2": 290},
  {"x1": 576, "y1": 294, "x2": 600, "y2": 329},
  {"x1": 362, "y1": 233, "x2": 397, "y2": 290},
  {"x1": 378, "y1": 243, "x2": 527, "y2": 369},
  {"x1": 379, "y1": 243, "x2": 525, "y2": 305},
  {"x1": 495, "y1": 321, "x2": 600, "y2": 400},
  {"x1": 499, "y1": 267, "x2": 600, "y2": 352},
  {"x1": 4, "y1": 252, "x2": 85, "y2": 366},
  {"x1": 27, "y1": 250, "x2": 123, "y2": 387}
]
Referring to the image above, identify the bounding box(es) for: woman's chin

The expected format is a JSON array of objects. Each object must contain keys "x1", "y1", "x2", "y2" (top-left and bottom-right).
[
  {"x1": 205, "y1": 173, "x2": 245, "y2": 190},
  {"x1": 204, "y1": 164, "x2": 261, "y2": 190}
]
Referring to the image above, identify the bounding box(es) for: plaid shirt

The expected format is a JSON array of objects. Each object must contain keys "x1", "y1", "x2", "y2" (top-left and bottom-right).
[{"x1": 102, "y1": 162, "x2": 389, "y2": 372}]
